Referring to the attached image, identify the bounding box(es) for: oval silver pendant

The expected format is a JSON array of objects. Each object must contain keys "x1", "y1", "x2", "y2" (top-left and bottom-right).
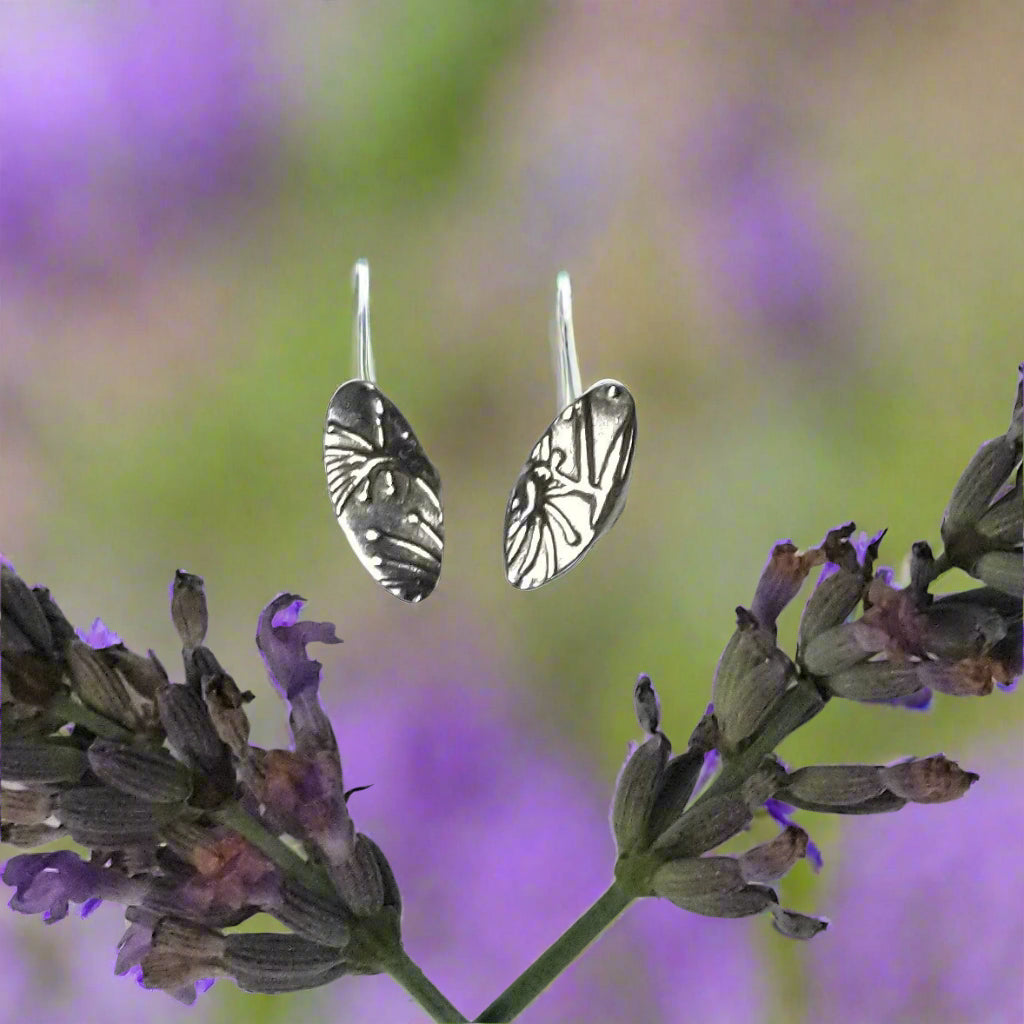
[
  {"x1": 504, "y1": 378, "x2": 636, "y2": 590},
  {"x1": 324, "y1": 380, "x2": 443, "y2": 602}
]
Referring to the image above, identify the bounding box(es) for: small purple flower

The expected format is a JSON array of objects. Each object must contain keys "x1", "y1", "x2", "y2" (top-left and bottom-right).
[
  {"x1": 3, "y1": 852, "x2": 147, "y2": 923},
  {"x1": 765, "y1": 799, "x2": 823, "y2": 872},
  {"x1": 77, "y1": 617, "x2": 123, "y2": 649},
  {"x1": 114, "y1": 910, "x2": 214, "y2": 1006},
  {"x1": 255, "y1": 594, "x2": 341, "y2": 702},
  {"x1": 806, "y1": 743, "x2": 1024, "y2": 1022}
]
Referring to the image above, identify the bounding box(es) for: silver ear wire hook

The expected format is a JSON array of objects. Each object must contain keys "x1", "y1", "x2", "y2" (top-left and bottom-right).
[
  {"x1": 352, "y1": 258, "x2": 376, "y2": 383},
  {"x1": 323, "y1": 259, "x2": 444, "y2": 603},
  {"x1": 503, "y1": 271, "x2": 637, "y2": 590}
]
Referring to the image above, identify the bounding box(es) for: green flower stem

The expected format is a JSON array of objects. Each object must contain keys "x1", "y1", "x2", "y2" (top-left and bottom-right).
[
  {"x1": 475, "y1": 881, "x2": 634, "y2": 1023},
  {"x1": 385, "y1": 946, "x2": 468, "y2": 1023},
  {"x1": 214, "y1": 800, "x2": 337, "y2": 900}
]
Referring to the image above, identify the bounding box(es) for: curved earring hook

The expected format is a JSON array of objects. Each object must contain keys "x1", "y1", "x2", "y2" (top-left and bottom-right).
[
  {"x1": 352, "y1": 258, "x2": 376, "y2": 384},
  {"x1": 553, "y1": 271, "x2": 583, "y2": 410}
]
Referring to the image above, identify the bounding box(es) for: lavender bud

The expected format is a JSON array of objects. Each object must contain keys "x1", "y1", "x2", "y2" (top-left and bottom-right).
[
  {"x1": 361, "y1": 834, "x2": 402, "y2": 916},
  {"x1": 633, "y1": 674, "x2": 661, "y2": 734},
  {"x1": 942, "y1": 435, "x2": 1021, "y2": 543},
  {"x1": 1, "y1": 650, "x2": 66, "y2": 706},
  {"x1": 170, "y1": 570, "x2": 208, "y2": 649},
  {"x1": 57, "y1": 785, "x2": 181, "y2": 846},
  {"x1": 87, "y1": 738, "x2": 193, "y2": 803},
  {"x1": 328, "y1": 832, "x2": 385, "y2": 917},
  {"x1": 106, "y1": 646, "x2": 168, "y2": 699},
  {"x1": 782, "y1": 765, "x2": 886, "y2": 806},
  {"x1": 271, "y1": 876, "x2": 353, "y2": 948},
  {"x1": 975, "y1": 470, "x2": 1022, "y2": 545},
  {"x1": 920, "y1": 602, "x2": 1007, "y2": 661},
  {"x1": 771, "y1": 905, "x2": 829, "y2": 940},
  {"x1": 1, "y1": 563, "x2": 53, "y2": 654},
  {"x1": 908, "y1": 541, "x2": 936, "y2": 602},
  {"x1": 141, "y1": 918, "x2": 226, "y2": 992},
  {"x1": 669, "y1": 883, "x2": 778, "y2": 919},
  {"x1": 969, "y1": 550, "x2": 1023, "y2": 599},
  {"x1": 611, "y1": 732, "x2": 670, "y2": 855},
  {"x1": 778, "y1": 789, "x2": 908, "y2": 815},
  {"x1": 801, "y1": 621, "x2": 890, "y2": 676},
  {"x1": 157, "y1": 683, "x2": 234, "y2": 804},
  {"x1": 1, "y1": 787, "x2": 56, "y2": 826},
  {"x1": 201, "y1": 671, "x2": 252, "y2": 756},
  {"x1": 750, "y1": 541, "x2": 823, "y2": 633},
  {"x1": 652, "y1": 791, "x2": 753, "y2": 859},
  {"x1": 0, "y1": 737, "x2": 88, "y2": 784},
  {"x1": 712, "y1": 608, "x2": 790, "y2": 749},
  {"x1": 824, "y1": 660, "x2": 922, "y2": 701},
  {"x1": 651, "y1": 856, "x2": 745, "y2": 905},
  {"x1": 737, "y1": 825, "x2": 809, "y2": 883},
  {"x1": 880, "y1": 755, "x2": 979, "y2": 803},
  {"x1": 223, "y1": 933, "x2": 349, "y2": 993},
  {"x1": 66, "y1": 640, "x2": 136, "y2": 728},
  {"x1": 645, "y1": 713, "x2": 717, "y2": 845}
]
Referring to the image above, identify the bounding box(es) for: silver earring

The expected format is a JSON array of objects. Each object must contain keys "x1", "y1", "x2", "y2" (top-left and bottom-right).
[
  {"x1": 503, "y1": 272, "x2": 637, "y2": 590},
  {"x1": 323, "y1": 260, "x2": 444, "y2": 602}
]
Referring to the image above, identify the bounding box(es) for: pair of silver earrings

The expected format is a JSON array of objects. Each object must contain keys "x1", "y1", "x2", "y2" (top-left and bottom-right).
[{"x1": 323, "y1": 260, "x2": 637, "y2": 603}]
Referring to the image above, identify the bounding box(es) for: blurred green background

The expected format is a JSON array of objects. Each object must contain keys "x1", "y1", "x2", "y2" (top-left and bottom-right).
[{"x1": 2, "y1": 2, "x2": 1021, "y2": 1022}]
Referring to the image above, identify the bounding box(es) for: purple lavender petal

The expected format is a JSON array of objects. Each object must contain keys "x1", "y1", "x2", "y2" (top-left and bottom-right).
[
  {"x1": 3, "y1": 852, "x2": 146, "y2": 922},
  {"x1": 807, "y1": 744, "x2": 1024, "y2": 1022},
  {"x1": 255, "y1": 593, "x2": 341, "y2": 700},
  {"x1": 77, "y1": 617, "x2": 122, "y2": 649},
  {"x1": 693, "y1": 749, "x2": 721, "y2": 795},
  {"x1": 80, "y1": 897, "x2": 103, "y2": 918}
]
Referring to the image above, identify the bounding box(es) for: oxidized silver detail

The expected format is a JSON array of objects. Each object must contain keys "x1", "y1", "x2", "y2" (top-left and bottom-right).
[
  {"x1": 324, "y1": 380, "x2": 443, "y2": 602},
  {"x1": 504, "y1": 378, "x2": 636, "y2": 589}
]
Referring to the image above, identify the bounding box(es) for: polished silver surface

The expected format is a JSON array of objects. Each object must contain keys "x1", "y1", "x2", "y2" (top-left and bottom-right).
[
  {"x1": 504, "y1": 273, "x2": 637, "y2": 590},
  {"x1": 324, "y1": 260, "x2": 443, "y2": 603}
]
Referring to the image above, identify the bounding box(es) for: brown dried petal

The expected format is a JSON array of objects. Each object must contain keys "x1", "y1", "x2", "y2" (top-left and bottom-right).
[
  {"x1": 738, "y1": 825, "x2": 808, "y2": 883},
  {"x1": 170, "y1": 570, "x2": 209, "y2": 649},
  {"x1": 880, "y1": 755, "x2": 978, "y2": 803},
  {"x1": 771, "y1": 905, "x2": 829, "y2": 940},
  {"x1": 916, "y1": 658, "x2": 996, "y2": 697}
]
